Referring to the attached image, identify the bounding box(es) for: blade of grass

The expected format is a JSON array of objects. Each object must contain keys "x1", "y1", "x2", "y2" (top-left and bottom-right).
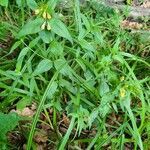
[
  {"x1": 27, "y1": 63, "x2": 67, "y2": 150},
  {"x1": 123, "y1": 59, "x2": 146, "y2": 131},
  {"x1": 74, "y1": 0, "x2": 83, "y2": 34},
  {"x1": 86, "y1": 130, "x2": 100, "y2": 150},
  {"x1": 58, "y1": 116, "x2": 76, "y2": 150},
  {"x1": 95, "y1": 123, "x2": 127, "y2": 150}
]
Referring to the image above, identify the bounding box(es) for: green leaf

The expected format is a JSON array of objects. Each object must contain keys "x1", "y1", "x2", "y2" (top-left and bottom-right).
[
  {"x1": 16, "y1": 0, "x2": 22, "y2": 7},
  {"x1": 27, "y1": 66, "x2": 61, "y2": 149},
  {"x1": 26, "y1": 0, "x2": 38, "y2": 10},
  {"x1": 16, "y1": 47, "x2": 29, "y2": 71},
  {"x1": 47, "y1": 0, "x2": 58, "y2": 12},
  {"x1": 112, "y1": 38, "x2": 120, "y2": 54},
  {"x1": 16, "y1": 0, "x2": 25, "y2": 7},
  {"x1": 47, "y1": 40, "x2": 63, "y2": 57},
  {"x1": 0, "y1": 0, "x2": 8, "y2": 7},
  {"x1": 9, "y1": 40, "x2": 22, "y2": 54},
  {"x1": 74, "y1": 0, "x2": 83, "y2": 34},
  {"x1": 49, "y1": 18, "x2": 73, "y2": 43},
  {"x1": 54, "y1": 59, "x2": 72, "y2": 77},
  {"x1": 16, "y1": 97, "x2": 31, "y2": 110},
  {"x1": 33, "y1": 59, "x2": 53, "y2": 76},
  {"x1": 59, "y1": 117, "x2": 75, "y2": 150},
  {"x1": 88, "y1": 109, "x2": 99, "y2": 128},
  {"x1": 39, "y1": 31, "x2": 52, "y2": 44},
  {"x1": 17, "y1": 18, "x2": 44, "y2": 38},
  {"x1": 99, "y1": 79, "x2": 109, "y2": 97},
  {"x1": 81, "y1": 14, "x2": 91, "y2": 31},
  {"x1": 113, "y1": 54, "x2": 124, "y2": 64},
  {"x1": 0, "y1": 112, "x2": 20, "y2": 141},
  {"x1": 29, "y1": 36, "x2": 40, "y2": 48},
  {"x1": 79, "y1": 39, "x2": 95, "y2": 52},
  {"x1": 47, "y1": 81, "x2": 58, "y2": 99},
  {"x1": 99, "y1": 94, "x2": 113, "y2": 117},
  {"x1": 59, "y1": 79, "x2": 75, "y2": 94},
  {"x1": 122, "y1": 94, "x2": 143, "y2": 150},
  {"x1": 17, "y1": 47, "x2": 29, "y2": 60},
  {"x1": 54, "y1": 100, "x2": 62, "y2": 111},
  {"x1": 94, "y1": 31, "x2": 104, "y2": 46}
]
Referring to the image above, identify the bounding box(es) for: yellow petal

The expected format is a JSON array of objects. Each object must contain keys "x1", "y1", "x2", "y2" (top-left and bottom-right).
[
  {"x1": 41, "y1": 22, "x2": 46, "y2": 30},
  {"x1": 47, "y1": 23, "x2": 51, "y2": 31},
  {"x1": 47, "y1": 13, "x2": 51, "y2": 20},
  {"x1": 35, "y1": 9, "x2": 40, "y2": 15},
  {"x1": 42, "y1": 11, "x2": 47, "y2": 19},
  {"x1": 120, "y1": 88, "x2": 126, "y2": 98},
  {"x1": 120, "y1": 76, "x2": 125, "y2": 81}
]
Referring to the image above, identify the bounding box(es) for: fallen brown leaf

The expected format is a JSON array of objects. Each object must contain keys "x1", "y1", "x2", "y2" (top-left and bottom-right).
[
  {"x1": 11, "y1": 107, "x2": 35, "y2": 117},
  {"x1": 62, "y1": 113, "x2": 70, "y2": 126},
  {"x1": 34, "y1": 131, "x2": 48, "y2": 143},
  {"x1": 31, "y1": 102, "x2": 37, "y2": 111},
  {"x1": 41, "y1": 123, "x2": 51, "y2": 131},
  {"x1": 121, "y1": 20, "x2": 143, "y2": 29},
  {"x1": 141, "y1": 1, "x2": 150, "y2": 8}
]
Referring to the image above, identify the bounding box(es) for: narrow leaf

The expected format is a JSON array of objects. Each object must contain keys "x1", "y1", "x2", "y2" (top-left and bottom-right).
[
  {"x1": 99, "y1": 80, "x2": 109, "y2": 97},
  {"x1": 33, "y1": 59, "x2": 53, "y2": 76},
  {"x1": 26, "y1": 0, "x2": 38, "y2": 10},
  {"x1": 16, "y1": 47, "x2": 29, "y2": 71},
  {"x1": 49, "y1": 18, "x2": 73, "y2": 43},
  {"x1": 0, "y1": 112, "x2": 20, "y2": 141},
  {"x1": 0, "y1": 0, "x2": 8, "y2": 7},
  {"x1": 47, "y1": 0, "x2": 58, "y2": 12},
  {"x1": 9, "y1": 40, "x2": 22, "y2": 54},
  {"x1": 47, "y1": 81, "x2": 58, "y2": 99},
  {"x1": 17, "y1": 18, "x2": 44, "y2": 38},
  {"x1": 39, "y1": 31, "x2": 52, "y2": 44},
  {"x1": 59, "y1": 117, "x2": 75, "y2": 150}
]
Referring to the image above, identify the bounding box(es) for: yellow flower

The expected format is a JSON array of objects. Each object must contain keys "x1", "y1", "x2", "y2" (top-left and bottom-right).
[
  {"x1": 120, "y1": 88, "x2": 126, "y2": 98},
  {"x1": 41, "y1": 21, "x2": 46, "y2": 30},
  {"x1": 42, "y1": 11, "x2": 47, "y2": 19},
  {"x1": 120, "y1": 76, "x2": 125, "y2": 82},
  {"x1": 47, "y1": 13, "x2": 51, "y2": 20},
  {"x1": 47, "y1": 23, "x2": 51, "y2": 31},
  {"x1": 35, "y1": 9, "x2": 40, "y2": 15}
]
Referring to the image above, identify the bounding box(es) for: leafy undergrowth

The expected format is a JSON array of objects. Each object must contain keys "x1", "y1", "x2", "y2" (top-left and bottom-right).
[{"x1": 0, "y1": 0, "x2": 150, "y2": 150}]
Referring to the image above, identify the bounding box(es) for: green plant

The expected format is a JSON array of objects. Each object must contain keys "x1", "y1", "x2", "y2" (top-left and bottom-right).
[
  {"x1": 0, "y1": 0, "x2": 150, "y2": 149},
  {"x1": 0, "y1": 112, "x2": 20, "y2": 149}
]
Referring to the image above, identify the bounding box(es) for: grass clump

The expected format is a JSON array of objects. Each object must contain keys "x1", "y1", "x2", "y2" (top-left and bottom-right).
[{"x1": 0, "y1": 0, "x2": 150, "y2": 149}]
